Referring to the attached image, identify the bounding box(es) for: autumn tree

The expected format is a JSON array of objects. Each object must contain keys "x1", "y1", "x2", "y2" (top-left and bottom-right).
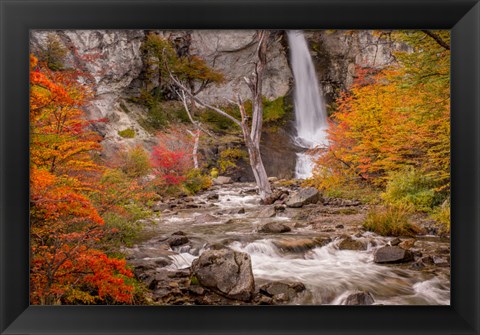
[
  {"x1": 314, "y1": 30, "x2": 450, "y2": 207},
  {"x1": 30, "y1": 55, "x2": 136, "y2": 304}
]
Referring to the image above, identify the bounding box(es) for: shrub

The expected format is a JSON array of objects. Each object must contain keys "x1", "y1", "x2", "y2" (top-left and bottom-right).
[
  {"x1": 430, "y1": 200, "x2": 450, "y2": 234},
  {"x1": 118, "y1": 146, "x2": 151, "y2": 178},
  {"x1": 382, "y1": 167, "x2": 439, "y2": 212},
  {"x1": 218, "y1": 148, "x2": 248, "y2": 173},
  {"x1": 263, "y1": 96, "x2": 289, "y2": 123},
  {"x1": 183, "y1": 169, "x2": 213, "y2": 194},
  {"x1": 39, "y1": 33, "x2": 67, "y2": 71},
  {"x1": 118, "y1": 128, "x2": 136, "y2": 138},
  {"x1": 363, "y1": 205, "x2": 422, "y2": 237}
]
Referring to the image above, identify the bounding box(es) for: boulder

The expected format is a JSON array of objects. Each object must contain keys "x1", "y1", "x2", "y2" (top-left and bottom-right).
[
  {"x1": 258, "y1": 206, "x2": 277, "y2": 218},
  {"x1": 213, "y1": 176, "x2": 232, "y2": 185},
  {"x1": 344, "y1": 291, "x2": 374, "y2": 305},
  {"x1": 259, "y1": 222, "x2": 291, "y2": 234},
  {"x1": 191, "y1": 249, "x2": 255, "y2": 301},
  {"x1": 389, "y1": 237, "x2": 401, "y2": 246},
  {"x1": 338, "y1": 236, "x2": 367, "y2": 251},
  {"x1": 167, "y1": 235, "x2": 189, "y2": 247},
  {"x1": 374, "y1": 246, "x2": 414, "y2": 263},
  {"x1": 194, "y1": 213, "x2": 219, "y2": 224},
  {"x1": 259, "y1": 281, "x2": 306, "y2": 302},
  {"x1": 152, "y1": 202, "x2": 169, "y2": 212},
  {"x1": 285, "y1": 187, "x2": 320, "y2": 208},
  {"x1": 274, "y1": 237, "x2": 331, "y2": 252}
]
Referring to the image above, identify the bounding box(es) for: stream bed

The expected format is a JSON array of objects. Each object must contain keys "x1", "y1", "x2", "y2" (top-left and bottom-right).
[{"x1": 125, "y1": 182, "x2": 450, "y2": 305}]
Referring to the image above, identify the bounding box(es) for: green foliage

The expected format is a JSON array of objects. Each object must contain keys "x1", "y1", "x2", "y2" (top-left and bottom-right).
[
  {"x1": 118, "y1": 128, "x2": 136, "y2": 139},
  {"x1": 430, "y1": 201, "x2": 450, "y2": 234},
  {"x1": 263, "y1": 96, "x2": 290, "y2": 123},
  {"x1": 102, "y1": 205, "x2": 151, "y2": 248},
  {"x1": 218, "y1": 148, "x2": 248, "y2": 173},
  {"x1": 39, "y1": 33, "x2": 67, "y2": 71},
  {"x1": 190, "y1": 276, "x2": 199, "y2": 285},
  {"x1": 363, "y1": 205, "x2": 422, "y2": 237},
  {"x1": 118, "y1": 146, "x2": 151, "y2": 178},
  {"x1": 200, "y1": 105, "x2": 241, "y2": 132},
  {"x1": 382, "y1": 167, "x2": 440, "y2": 212},
  {"x1": 183, "y1": 169, "x2": 213, "y2": 194}
]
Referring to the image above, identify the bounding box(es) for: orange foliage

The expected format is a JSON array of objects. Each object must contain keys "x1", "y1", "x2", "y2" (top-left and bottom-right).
[{"x1": 30, "y1": 55, "x2": 135, "y2": 305}]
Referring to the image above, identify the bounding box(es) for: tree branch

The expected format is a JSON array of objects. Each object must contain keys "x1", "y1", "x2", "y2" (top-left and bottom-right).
[{"x1": 421, "y1": 30, "x2": 450, "y2": 50}]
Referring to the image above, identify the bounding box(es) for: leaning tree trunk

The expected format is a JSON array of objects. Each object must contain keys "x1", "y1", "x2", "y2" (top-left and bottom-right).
[{"x1": 242, "y1": 30, "x2": 272, "y2": 198}]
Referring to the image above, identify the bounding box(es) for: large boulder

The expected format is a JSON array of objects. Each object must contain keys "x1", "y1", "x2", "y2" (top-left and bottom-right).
[
  {"x1": 285, "y1": 187, "x2": 320, "y2": 208},
  {"x1": 374, "y1": 246, "x2": 414, "y2": 264},
  {"x1": 191, "y1": 249, "x2": 255, "y2": 301},
  {"x1": 259, "y1": 222, "x2": 291, "y2": 234}
]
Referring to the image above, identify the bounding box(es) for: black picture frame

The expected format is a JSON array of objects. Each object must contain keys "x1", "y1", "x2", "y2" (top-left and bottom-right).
[{"x1": 1, "y1": 0, "x2": 479, "y2": 334}]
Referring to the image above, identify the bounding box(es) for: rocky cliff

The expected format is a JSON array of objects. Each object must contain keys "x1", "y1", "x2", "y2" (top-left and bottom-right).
[{"x1": 30, "y1": 29, "x2": 402, "y2": 178}]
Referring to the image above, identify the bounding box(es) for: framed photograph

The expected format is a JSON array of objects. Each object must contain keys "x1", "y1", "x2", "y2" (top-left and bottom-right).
[{"x1": 1, "y1": 0, "x2": 479, "y2": 334}]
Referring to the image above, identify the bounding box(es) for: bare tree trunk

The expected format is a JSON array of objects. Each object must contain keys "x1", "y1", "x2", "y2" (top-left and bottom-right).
[
  {"x1": 167, "y1": 30, "x2": 273, "y2": 199},
  {"x1": 187, "y1": 128, "x2": 200, "y2": 169}
]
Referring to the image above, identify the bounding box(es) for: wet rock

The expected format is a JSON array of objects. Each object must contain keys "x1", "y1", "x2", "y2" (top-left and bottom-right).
[
  {"x1": 389, "y1": 237, "x2": 401, "y2": 246},
  {"x1": 374, "y1": 246, "x2": 414, "y2": 263},
  {"x1": 398, "y1": 239, "x2": 416, "y2": 249},
  {"x1": 274, "y1": 239, "x2": 315, "y2": 252},
  {"x1": 207, "y1": 193, "x2": 219, "y2": 200},
  {"x1": 213, "y1": 176, "x2": 232, "y2": 185},
  {"x1": 335, "y1": 224, "x2": 344, "y2": 229},
  {"x1": 258, "y1": 206, "x2": 277, "y2": 218},
  {"x1": 259, "y1": 281, "x2": 306, "y2": 302},
  {"x1": 167, "y1": 235, "x2": 189, "y2": 247},
  {"x1": 259, "y1": 222, "x2": 291, "y2": 234},
  {"x1": 152, "y1": 202, "x2": 169, "y2": 212},
  {"x1": 432, "y1": 256, "x2": 449, "y2": 267},
  {"x1": 410, "y1": 261, "x2": 425, "y2": 270},
  {"x1": 191, "y1": 249, "x2": 255, "y2": 301},
  {"x1": 194, "y1": 213, "x2": 219, "y2": 224},
  {"x1": 344, "y1": 291, "x2": 374, "y2": 305},
  {"x1": 338, "y1": 236, "x2": 367, "y2": 251},
  {"x1": 285, "y1": 187, "x2": 320, "y2": 208},
  {"x1": 261, "y1": 190, "x2": 288, "y2": 205},
  {"x1": 421, "y1": 256, "x2": 435, "y2": 265}
]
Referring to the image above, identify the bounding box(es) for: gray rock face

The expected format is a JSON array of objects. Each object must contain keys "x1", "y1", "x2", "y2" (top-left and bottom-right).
[
  {"x1": 345, "y1": 291, "x2": 375, "y2": 305},
  {"x1": 286, "y1": 187, "x2": 320, "y2": 208},
  {"x1": 191, "y1": 249, "x2": 255, "y2": 301},
  {"x1": 374, "y1": 246, "x2": 414, "y2": 263},
  {"x1": 259, "y1": 222, "x2": 291, "y2": 234}
]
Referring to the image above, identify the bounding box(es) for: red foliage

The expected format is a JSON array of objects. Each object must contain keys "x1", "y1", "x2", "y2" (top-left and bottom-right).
[{"x1": 150, "y1": 128, "x2": 193, "y2": 185}]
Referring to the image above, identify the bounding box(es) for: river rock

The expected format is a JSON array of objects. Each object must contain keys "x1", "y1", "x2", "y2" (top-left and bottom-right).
[
  {"x1": 344, "y1": 291, "x2": 374, "y2": 305},
  {"x1": 389, "y1": 237, "x2": 401, "y2": 246},
  {"x1": 259, "y1": 222, "x2": 291, "y2": 234},
  {"x1": 194, "y1": 213, "x2": 219, "y2": 224},
  {"x1": 374, "y1": 246, "x2": 414, "y2": 263},
  {"x1": 398, "y1": 239, "x2": 416, "y2": 249},
  {"x1": 152, "y1": 202, "x2": 169, "y2": 212},
  {"x1": 286, "y1": 187, "x2": 320, "y2": 208},
  {"x1": 258, "y1": 206, "x2": 277, "y2": 218},
  {"x1": 191, "y1": 249, "x2": 255, "y2": 301},
  {"x1": 274, "y1": 237, "x2": 331, "y2": 252},
  {"x1": 213, "y1": 176, "x2": 232, "y2": 185},
  {"x1": 259, "y1": 281, "x2": 306, "y2": 302},
  {"x1": 338, "y1": 236, "x2": 367, "y2": 251},
  {"x1": 167, "y1": 235, "x2": 189, "y2": 247}
]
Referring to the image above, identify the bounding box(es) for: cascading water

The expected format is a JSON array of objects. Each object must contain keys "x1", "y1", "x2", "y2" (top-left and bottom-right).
[{"x1": 287, "y1": 30, "x2": 329, "y2": 179}]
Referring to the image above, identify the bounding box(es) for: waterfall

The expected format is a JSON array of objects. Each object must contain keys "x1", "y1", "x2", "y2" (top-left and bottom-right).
[{"x1": 287, "y1": 30, "x2": 329, "y2": 179}]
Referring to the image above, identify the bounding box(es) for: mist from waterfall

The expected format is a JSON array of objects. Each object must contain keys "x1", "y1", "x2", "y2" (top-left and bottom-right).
[{"x1": 287, "y1": 30, "x2": 329, "y2": 179}]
